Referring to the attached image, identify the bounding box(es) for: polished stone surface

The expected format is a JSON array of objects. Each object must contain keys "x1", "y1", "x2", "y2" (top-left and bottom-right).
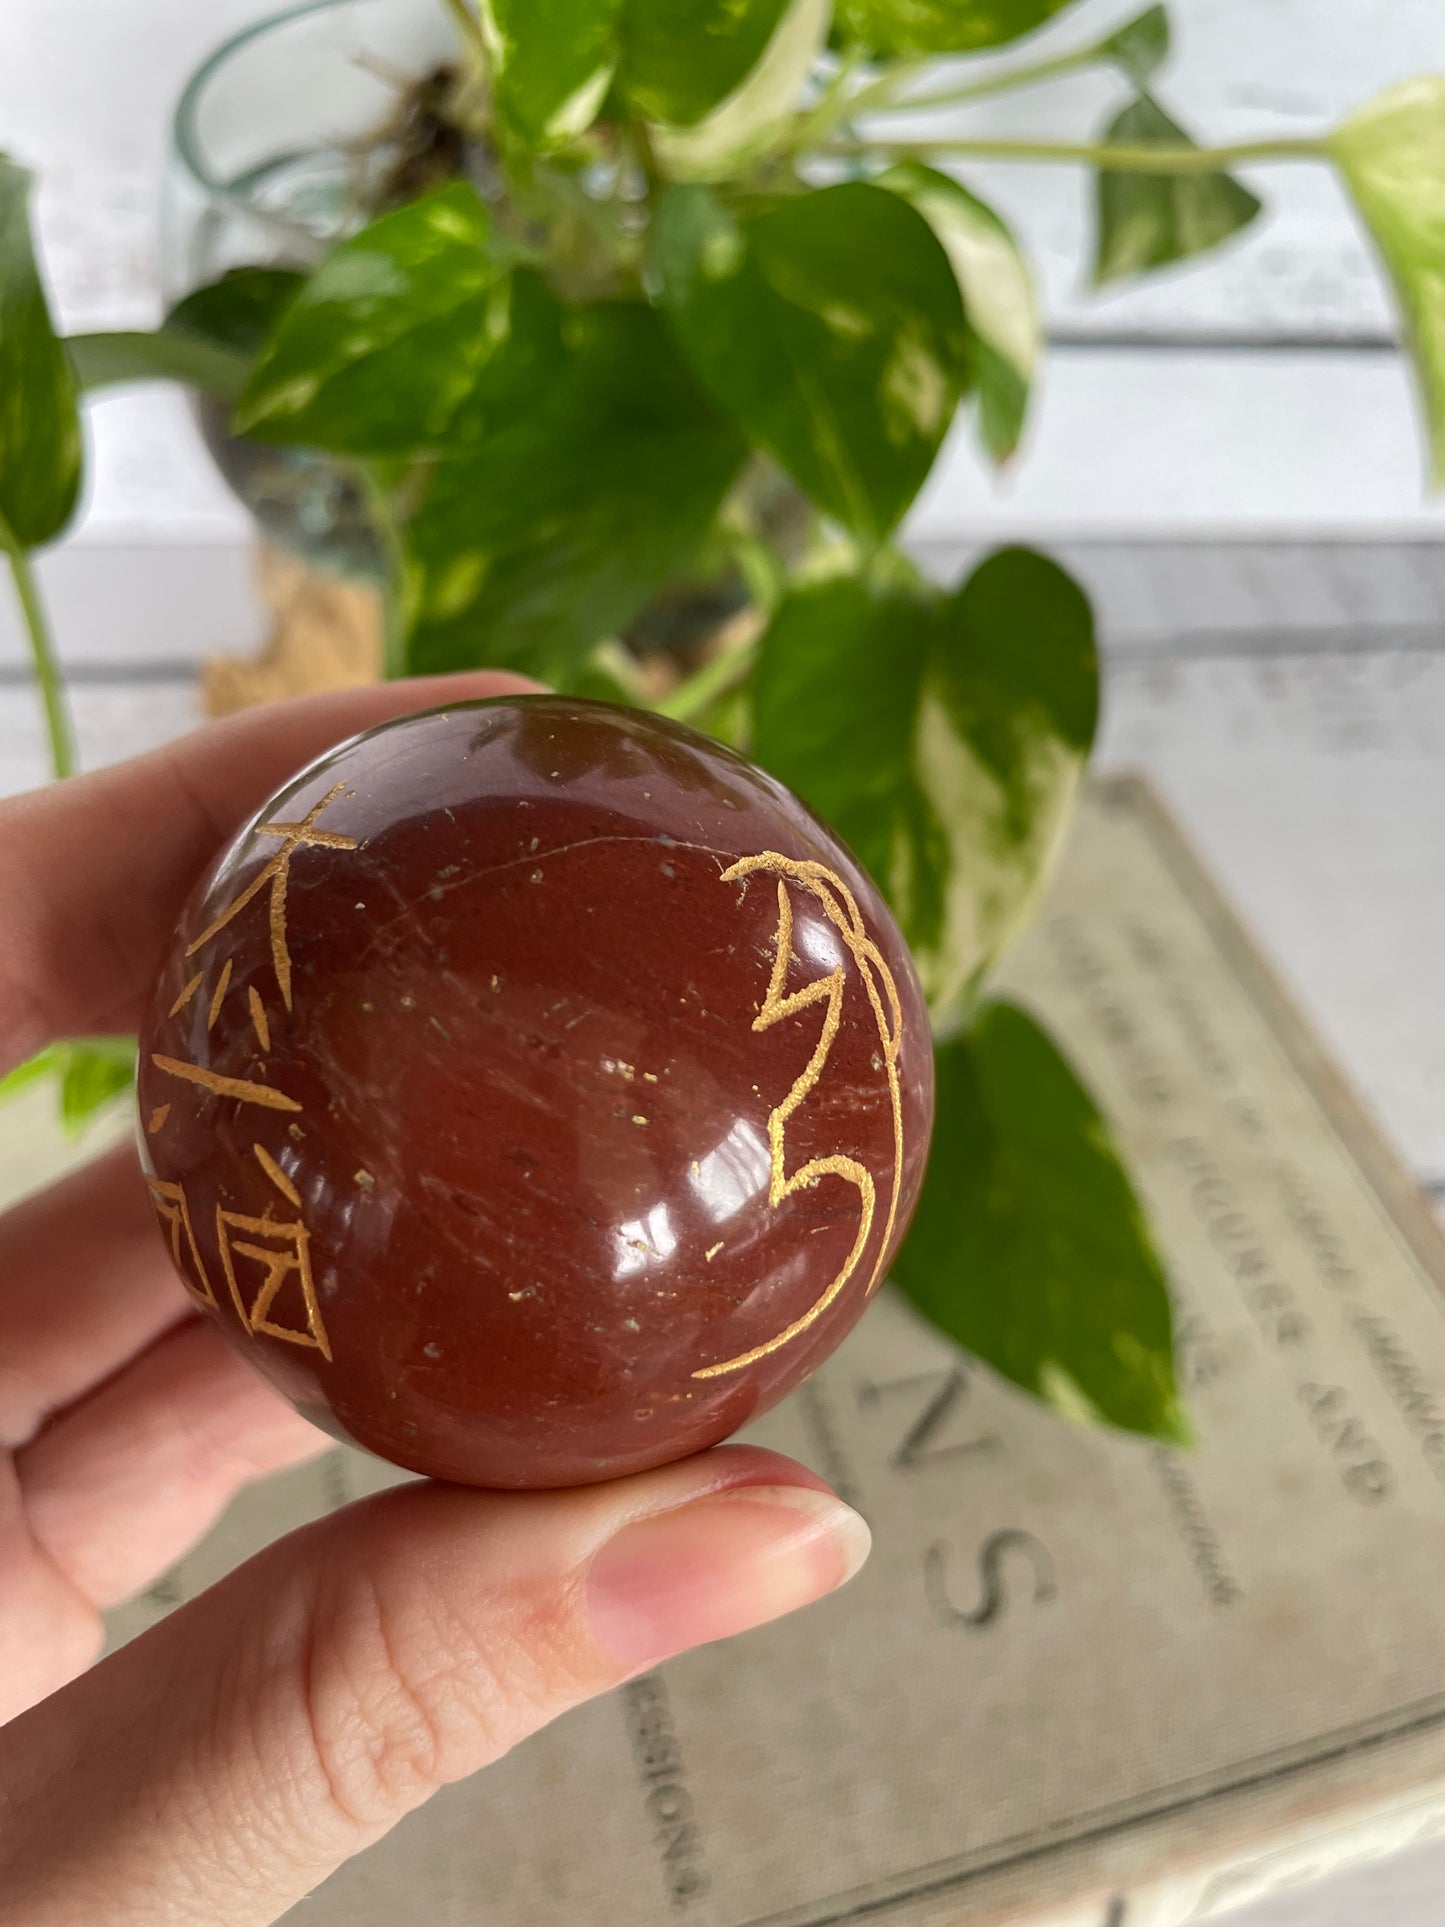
[{"x1": 137, "y1": 697, "x2": 934, "y2": 1487}]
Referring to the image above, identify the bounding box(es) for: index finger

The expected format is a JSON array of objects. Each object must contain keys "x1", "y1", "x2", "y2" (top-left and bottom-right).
[{"x1": 0, "y1": 670, "x2": 539, "y2": 1075}]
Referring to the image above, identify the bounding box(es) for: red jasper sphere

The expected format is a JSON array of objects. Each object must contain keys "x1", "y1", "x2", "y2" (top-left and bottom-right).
[{"x1": 137, "y1": 697, "x2": 934, "y2": 1488}]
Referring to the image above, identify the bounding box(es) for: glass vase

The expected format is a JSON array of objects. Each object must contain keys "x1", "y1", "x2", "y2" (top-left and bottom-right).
[{"x1": 162, "y1": 0, "x2": 458, "y2": 580}]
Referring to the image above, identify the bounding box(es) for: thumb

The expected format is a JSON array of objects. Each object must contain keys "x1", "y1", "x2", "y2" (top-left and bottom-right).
[{"x1": 0, "y1": 1446, "x2": 868, "y2": 1927}]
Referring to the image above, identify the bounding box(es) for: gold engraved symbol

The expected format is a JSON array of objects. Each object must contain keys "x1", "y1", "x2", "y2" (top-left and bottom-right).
[
  {"x1": 694, "y1": 855, "x2": 905, "y2": 1381},
  {"x1": 169, "y1": 971, "x2": 203, "y2": 1018},
  {"x1": 217, "y1": 1208, "x2": 332, "y2": 1361},
  {"x1": 144, "y1": 1176, "x2": 216, "y2": 1309},
  {"x1": 253, "y1": 1142, "x2": 302, "y2": 1207},
  {"x1": 150, "y1": 1055, "x2": 302, "y2": 1112},
  {"x1": 185, "y1": 783, "x2": 357, "y2": 1011}
]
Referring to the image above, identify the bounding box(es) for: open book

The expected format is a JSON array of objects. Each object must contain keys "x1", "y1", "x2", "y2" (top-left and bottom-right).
[{"x1": 107, "y1": 777, "x2": 1445, "y2": 1927}]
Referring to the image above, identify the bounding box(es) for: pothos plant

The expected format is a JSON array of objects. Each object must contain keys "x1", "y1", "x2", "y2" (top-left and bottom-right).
[{"x1": 2, "y1": 0, "x2": 1443, "y2": 1443}]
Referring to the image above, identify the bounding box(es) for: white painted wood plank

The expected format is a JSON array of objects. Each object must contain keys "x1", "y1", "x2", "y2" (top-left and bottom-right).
[
  {"x1": 32, "y1": 343, "x2": 1445, "y2": 555},
  {"x1": 908, "y1": 346, "x2": 1445, "y2": 539},
  {"x1": 0, "y1": 1077, "x2": 131, "y2": 1215},
  {"x1": 1097, "y1": 649, "x2": 1445, "y2": 1187},
  {"x1": 76, "y1": 387, "x2": 253, "y2": 542},
  {"x1": 8, "y1": 530, "x2": 1442, "y2": 675},
  {"x1": 0, "y1": 680, "x2": 201, "y2": 795},
  {"x1": 921, "y1": 540, "x2": 1445, "y2": 643},
  {"x1": 7, "y1": 0, "x2": 1442, "y2": 341},
  {"x1": 0, "y1": 540, "x2": 264, "y2": 672}
]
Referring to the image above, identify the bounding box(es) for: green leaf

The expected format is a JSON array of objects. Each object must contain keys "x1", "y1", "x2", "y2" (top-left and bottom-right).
[
  {"x1": 59, "y1": 1037, "x2": 135, "y2": 1132},
  {"x1": 881, "y1": 164, "x2": 1039, "y2": 462},
  {"x1": 482, "y1": 0, "x2": 622, "y2": 146},
  {"x1": 0, "y1": 1035, "x2": 135, "y2": 1136},
  {"x1": 0, "y1": 1042, "x2": 63, "y2": 1103},
  {"x1": 753, "y1": 562, "x2": 929, "y2": 888},
  {"x1": 66, "y1": 265, "x2": 307, "y2": 403},
  {"x1": 1101, "y1": 3, "x2": 1170, "y2": 87},
  {"x1": 834, "y1": 0, "x2": 1078, "y2": 57},
  {"x1": 752, "y1": 546, "x2": 1096, "y2": 1019},
  {"x1": 655, "y1": 182, "x2": 968, "y2": 542},
  {"x1": 234, "y1": 183, "x2": 513, "y2": 455},
  {"x1": 644, "y1": 0, "x2": 831, "y2": 180},
  {"x1": 894, "y1": 1001, "x2": 1183, "y2": 1440},
  {"x1": 67, "y1": 329, "x2": 250, "y2": 401},
  {"x1": 622, "y1": 0, "x2": 790, "y2": 124},
  {"x1": 441, "y1": 267, "x2": 570, "y2": 445},
  {"x1": 0, "y1": 155, "x2": 81, "y2": 548},
  {"x1": 1329, "y1": 78, "x2": 1445, "y2": 487},
  {"x1": 166, "y1": 265, "x2": 303, "y2": 357},
  {"x1": 402, "y1": 301, "x2": 746, "y2": 680},
  {"x1": 1093, "y1": 95, "x2": 1261, "y2": 286}
]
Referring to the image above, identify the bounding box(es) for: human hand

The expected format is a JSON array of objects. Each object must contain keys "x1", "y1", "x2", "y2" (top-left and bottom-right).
[{"x1": 0, "y1": 674, "x2": 870, "y2": 1926}]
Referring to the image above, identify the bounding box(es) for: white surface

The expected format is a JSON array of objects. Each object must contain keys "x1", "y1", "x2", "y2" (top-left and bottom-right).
[
  {"x1": 1100, "y1": 648, "x2": 1445, "y2": 1191},
  {"x1": 1209, "y1": 1825, "x2": 1445, "y2": 1927},
  {"x1": 912, "y1": 348, "x2": 1445, "y2": 540}
]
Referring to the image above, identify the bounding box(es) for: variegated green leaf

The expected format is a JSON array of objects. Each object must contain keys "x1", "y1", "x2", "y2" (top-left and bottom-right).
[
  {"x1": 752, "y1": 546, "x2": 1097, "y2": 1023},
  {"x1": 647, "y1": 0, "x2": 831, "y2": 180},
  {"x1": 0, "y1": 155, "x2": 81, "y2": 547},
  {"x1": 482, "y1": 0, "x2": 622, "y2": 146},
  {"x1": 1330, "y1": 78, "x2": 1445, "y2": 486},
  {"x1": 894, "y1": 1001, "x2": 1184, "y2": 1441},
  {"x1": 1093, "y1": 95, "x2": 1261, "y2": 286},
  {"x1": 654, "y1": 181, "x2": 968, "y2": 540},
  {"x1": 401, "y1": 301, "x2": 746, "y2": 680},
  {"x1": 1102, "y1": 3, "x2": 1170, "y2": 86},
  {"x1": 235, "y1": 183, "x2": 513, "y2": 455},
  {"x1": 835, "y1": 0, "x2": 1078, "y2": 57},
  {"x1": 881, "y1": 163, "x2": 1039, "y2": 462}
]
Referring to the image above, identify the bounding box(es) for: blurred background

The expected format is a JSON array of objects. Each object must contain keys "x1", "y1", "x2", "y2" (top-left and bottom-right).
[{"x1": 4, "y1": 3, "x2": 1445, "y2": 1922}]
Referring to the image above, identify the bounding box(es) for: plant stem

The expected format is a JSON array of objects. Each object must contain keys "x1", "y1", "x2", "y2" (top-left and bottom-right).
[
  {"x1": 658, "y1": 634, "x2": 761, "y2": 724},
  {"x1": 871, "y1": 43, "x2": 1106, "y2": 116},
  {"x1": 789, "y1": 46, "x2": 873, "y2": 150},
  {"x1": 355, "y1": 465, "x2": 411, "y2": 681},
  {"x1": 438, "y1": 0, "x2": 488, "y2": 62},
  {"x1": 0, "y1": 511, "x2": 75, "y2": 780},
  {"x1": 825, "y1": 133, "x2": 1324, "y2": 172}
]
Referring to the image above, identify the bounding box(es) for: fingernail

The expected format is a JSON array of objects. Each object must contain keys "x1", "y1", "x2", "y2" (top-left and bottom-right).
[{"x1": 587, "y1": 1484, "x2": 871, "y2": 1671}]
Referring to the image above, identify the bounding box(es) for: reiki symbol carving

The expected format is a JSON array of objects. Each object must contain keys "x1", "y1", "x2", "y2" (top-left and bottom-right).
[
  {"x1": 694, "y1": 854, "x2": 905, "y2": 1380},
  {"x1": 149, "y1": 784, "x2": 354, "y2": 1367},
  {"x1": 185, "y1": 782, "x2": 358, "y2": 1013},
  {"x1": 144, "y1": 1177, "x2": 216, "y2": 1309},
  {"x1": 217, "y1": 1208, "x2": 332, "y2": 1361},
  {"x1": 150, "y1": 1055, "x2": 302, "y2": 1112},
  {"x1": 253, "y1": 1142, "x2": 302, "y2": 1208},
  {"x1": 152, "y1": 785, "x2": 357, "y2": 1114}
]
